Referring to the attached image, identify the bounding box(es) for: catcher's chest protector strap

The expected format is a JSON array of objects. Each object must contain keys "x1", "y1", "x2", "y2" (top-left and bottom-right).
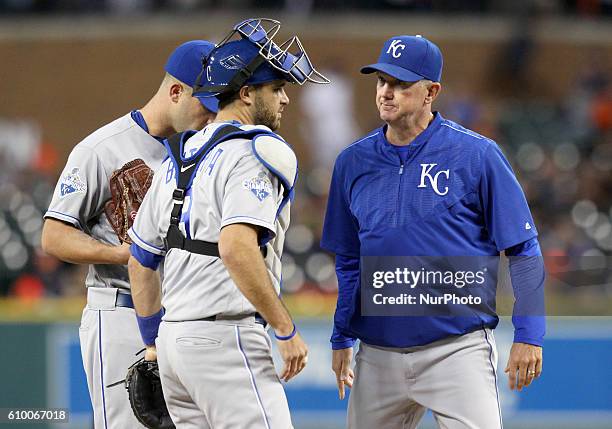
[{"x1": 163, "y1": 124, "x2": 278, "y2": 257}]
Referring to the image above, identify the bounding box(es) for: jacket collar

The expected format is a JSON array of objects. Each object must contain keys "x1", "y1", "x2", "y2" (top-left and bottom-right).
[{"x1": 377, "y1": 112, "x2": 443, "y2": 162}]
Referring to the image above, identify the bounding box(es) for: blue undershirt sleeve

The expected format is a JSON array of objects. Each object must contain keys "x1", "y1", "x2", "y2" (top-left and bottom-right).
[
  {"x1": 130, "y1": 242, "x2": 163, "y2": 271},
  {"x1": 331, "y1": 254, "x2": 359, "y2": 350},
  {"x1": 506, "y1": 237, "x2": 546, "y2": 346}
]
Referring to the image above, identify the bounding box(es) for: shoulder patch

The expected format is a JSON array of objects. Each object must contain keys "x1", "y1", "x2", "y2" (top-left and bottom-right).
[
  {"x1": 242, "y1": 171, "x2": 273, "y2": 202},
  {"x1": 59, "y1": 167, "x2": 87, "y2": 197}
]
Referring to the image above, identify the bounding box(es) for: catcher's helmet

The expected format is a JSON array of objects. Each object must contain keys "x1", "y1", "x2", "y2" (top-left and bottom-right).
[{"x1": 194, "y1": 18, "x2": 329, "y2": 99}]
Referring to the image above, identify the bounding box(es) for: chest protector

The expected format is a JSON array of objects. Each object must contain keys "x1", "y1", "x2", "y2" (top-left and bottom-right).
[{"x1": 163, "y1": 124, "x2": 297, "y2": 257}]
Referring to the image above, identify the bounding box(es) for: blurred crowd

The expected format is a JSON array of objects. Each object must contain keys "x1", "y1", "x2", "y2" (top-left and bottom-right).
[
  {"x1": 1, "y1": 0, "x2": 611, "y2": 16},
  {"x1": 0, "y1": 39, "x2": 610, "y2": 303}
]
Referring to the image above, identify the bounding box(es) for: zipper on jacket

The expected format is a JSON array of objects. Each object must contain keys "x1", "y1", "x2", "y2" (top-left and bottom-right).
[{"x1": 396, "y1": 163, "x2": 405, "y2": 227}]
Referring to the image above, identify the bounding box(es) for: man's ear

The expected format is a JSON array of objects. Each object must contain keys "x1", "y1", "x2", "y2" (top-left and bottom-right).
[
  {"x1": 425, "y1": 82, "x2": 441, "y2": 105},
  {"x1": 239, "y1": 85, "x2": 254, "y2": 106},
  {"x1": 169, "y1": 83, "x2": 184, "y2": 103}
]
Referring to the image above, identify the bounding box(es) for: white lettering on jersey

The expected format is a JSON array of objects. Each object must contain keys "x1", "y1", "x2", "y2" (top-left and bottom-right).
[
  {"x1": 525, "y1": 222, "x2": 532, "y2": 230},
  {"x1": 387, "y1": 40, "x2": 406, "y2": 58},
  {"x1": 59, "y1": 167, "x2": 86, "y2": 197},
  {"x1": 417, "y1": 163, "x2": 450, "y2": 196}
]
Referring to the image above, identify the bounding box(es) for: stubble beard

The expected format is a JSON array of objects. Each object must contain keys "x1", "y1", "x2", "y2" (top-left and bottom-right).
[{"x1": 253, "y1": 94, "x2": 280, "y2": 131}]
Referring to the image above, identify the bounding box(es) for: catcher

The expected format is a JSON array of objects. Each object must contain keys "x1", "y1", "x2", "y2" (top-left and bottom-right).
[
  {"x1": 128, "y1": 18, "x2": 329, "y2": 428},
  {"x1": 41, "y1": 41, "x2": 217, "y2": 429}
]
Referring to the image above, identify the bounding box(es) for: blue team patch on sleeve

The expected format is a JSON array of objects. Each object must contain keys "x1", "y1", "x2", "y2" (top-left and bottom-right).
[
  {"x1": 242, "y1": 171, "x2": 273, "y2": 202},
  {"x1": 130, "y1": 243, "x2": 163, "y2": 270},
  {"x1": 59, "y1": 167, "x2": 87, "y2": 197}
]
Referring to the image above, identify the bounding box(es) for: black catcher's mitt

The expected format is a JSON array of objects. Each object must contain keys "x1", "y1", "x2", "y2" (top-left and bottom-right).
[{"x1": 125, "y1": 358, "x2": 175, "y2": 429}]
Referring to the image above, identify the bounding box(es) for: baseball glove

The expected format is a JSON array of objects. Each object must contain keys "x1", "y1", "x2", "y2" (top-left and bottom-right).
[
  {"x1": 125, "y1": 358, "x2": 175, "y2": 429},
  {"x1": 104, "y1": 159, "x2": 153, "y2": 243}
]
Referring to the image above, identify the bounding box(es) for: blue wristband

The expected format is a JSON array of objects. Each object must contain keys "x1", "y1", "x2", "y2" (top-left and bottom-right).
[
  {"x1": 274, "y1": 323, "x2": 297, "y2": 341},
  {"x1": 136, "y1": 308, "x2": 164, "y2": 346}
]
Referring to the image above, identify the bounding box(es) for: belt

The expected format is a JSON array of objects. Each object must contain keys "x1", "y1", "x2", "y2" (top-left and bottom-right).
[
  {"x1": 200, "y1": 313, "x2": 267, "y2": 327},
  {"x1": 115, "y1": 293, "x2": 134, "y2": 309}
]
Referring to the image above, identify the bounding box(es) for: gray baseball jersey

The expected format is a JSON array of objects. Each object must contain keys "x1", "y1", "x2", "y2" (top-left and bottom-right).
[
  {"x1": 129, "y1": 122, "x2": 290, "y2": 321},
  {"x1": 45, "y1": 112, "x2": 166, "y2": 429},
  {"x1": 45, "y1": 113, "x2": 167, "y2": 290}
]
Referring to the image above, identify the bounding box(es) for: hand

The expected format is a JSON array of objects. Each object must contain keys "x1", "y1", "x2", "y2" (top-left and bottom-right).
[
  {"x1": 116, "y1": 242, "x2": 131, "y2": 265},
  {"x1": 144, "y1": 345, "x2": 157, "y2": 362},
  {"x1": 504, "y1": 342, "x2": 542, "y2": 391},
  {"x1": 276, "y1": 332, "x2": 308, "y2": 382},
  {"x1": 332, "y1": 348, "x2": 354, "y2": 400}
]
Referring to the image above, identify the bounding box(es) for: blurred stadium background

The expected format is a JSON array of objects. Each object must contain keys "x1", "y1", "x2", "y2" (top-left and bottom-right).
[{"x1": 0, "y1": 1, "x2": 610, "y2": 428}]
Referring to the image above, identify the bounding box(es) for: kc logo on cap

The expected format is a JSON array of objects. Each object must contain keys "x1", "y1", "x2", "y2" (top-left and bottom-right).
[{"x1": 387, "y1": 40, "x2": 406, "y2": 58}]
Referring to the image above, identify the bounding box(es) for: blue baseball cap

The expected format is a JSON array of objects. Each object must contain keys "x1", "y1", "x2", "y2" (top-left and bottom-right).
[
  {"x1": 193, "y1": 38, "x2": 288, "y2": 100},
  {"x1": 361, "y1": 35, "x2": 443, "y2": 83},
  {"x1": 164, "y1": 40, "x2": 219, "y2": 113},
  {"x1": 220, "y1": 39, "x2": 288, "y2": 86}
]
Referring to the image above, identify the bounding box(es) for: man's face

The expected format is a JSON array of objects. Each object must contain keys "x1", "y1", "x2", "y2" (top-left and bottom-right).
[
  {"x1": 174, "y1": 86, "x2": 215, "y2": 132},
  {"x1": 375, "y1": 72, "x2": 430, "y2": 124},
  {"x1": 252, "y1": 80, "x2": 290, "y2": 131}
]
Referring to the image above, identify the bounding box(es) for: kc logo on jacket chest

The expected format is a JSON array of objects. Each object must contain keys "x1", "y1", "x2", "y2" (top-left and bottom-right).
[{"x1": 418, "y1": 163, "x2": 450, "y2": 196}]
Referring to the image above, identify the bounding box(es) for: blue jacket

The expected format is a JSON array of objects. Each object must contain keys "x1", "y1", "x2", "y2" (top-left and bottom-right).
[{"x1": 321, "y1": 112, "x2": 545, "y2": 349}]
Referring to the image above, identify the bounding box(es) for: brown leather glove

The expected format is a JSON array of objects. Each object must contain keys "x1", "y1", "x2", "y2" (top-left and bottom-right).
[{"x1": 104, "y1": 159, "x2": 153, "y2": 244}]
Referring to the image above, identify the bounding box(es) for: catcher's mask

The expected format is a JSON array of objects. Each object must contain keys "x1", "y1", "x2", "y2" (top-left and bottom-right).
[{"x1": 193, "y1": 18, "x2": 329, "y2": 99}]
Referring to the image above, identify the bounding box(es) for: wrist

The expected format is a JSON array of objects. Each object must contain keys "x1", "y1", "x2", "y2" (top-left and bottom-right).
[
  {"x1": 273, "y1": 320, "x2": 295, "y2": 337},
  {"x1": 331, "y1": 338, "x2": 356, "y2": 350},
  {"x1": 513, "y1": 331, "x2": 544, "y2": 347},
  {"x1": 274, "y1": 323, "x2": 297, "y2": 341},
  {"x1": 137, "y1": 308, "x2": 164, "y2": 346},
  {"x1": 513, "y1": 338, "x2": 544, "y2": 347},
  {"x1": 112, "y1": 243, "x2": 129, "y2": 265}
]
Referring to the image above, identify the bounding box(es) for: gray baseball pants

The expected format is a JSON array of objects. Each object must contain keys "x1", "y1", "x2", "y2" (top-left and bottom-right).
[
  {"x1": 156, "y1": 318, "x2": 293, "y2": 429},
  {"x1": 79, "y1": 287, "x2": 147, "y2": 429},
  {"x1": 348, "y1": 328, "x2": 503, "y2": 429}
]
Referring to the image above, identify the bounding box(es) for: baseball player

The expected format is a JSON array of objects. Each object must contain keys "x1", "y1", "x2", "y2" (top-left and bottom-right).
[
  {"x1": 41, "y1": 41, "x2": 218, "y2": 429},
  {"x1": 321, "y1": 36, "x2": 546, "y2": 428},
  {"x1": 127, "y1": 18, "x2": 329, "y2": 428}
]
